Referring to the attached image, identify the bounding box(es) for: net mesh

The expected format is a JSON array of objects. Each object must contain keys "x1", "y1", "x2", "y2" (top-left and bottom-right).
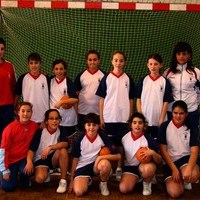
[{"x1": 1, "y1": 8, "x2": 200, "y2": 82}]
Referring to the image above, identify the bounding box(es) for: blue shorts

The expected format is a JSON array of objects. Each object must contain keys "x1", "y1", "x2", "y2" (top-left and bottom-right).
[
  {"x1": 123, "y1": 165, "x2": 140, "y2": 178},
  {"x1": 163, "y1": 155, "x2": 193, "y2": 180},
  {"x1": 74, "y1": 162, "x2": 97, "y2": 178},
  {"x1": 34, "y1": 152, "x2": 55, "y2": 169}
]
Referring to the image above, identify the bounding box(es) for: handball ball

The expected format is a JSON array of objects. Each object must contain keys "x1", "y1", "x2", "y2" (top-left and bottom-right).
[
  {"x1": 60, "y1": 95, "x2": 72, "y2": 109},
  {"x1": 135, "y1": 147, "x2": 152, "y2": 164},
  {"x1": 99, "y1": 146, "x2": 111, "y2": 156}
]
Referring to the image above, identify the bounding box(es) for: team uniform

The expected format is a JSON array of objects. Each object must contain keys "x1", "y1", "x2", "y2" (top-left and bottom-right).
[
  {"x1": 96, "y1": 71, "x2": 135, "y2": 145},
  {"x1": 71, "y1": 132, "x2": 118, "y2": 178},
  {"x1": 0, "y1": 120, "x2": 38, "y2": 190},
  {"x1": 50, "y1": 76, "x2": 78, "y2": 137},
  {"x1": 158, "y1": 120, "x2": 200, "y2": 180},
  {"x1": 75, "y1": 69, "x2": 105, "y2": 115},
  {"x1": 75, "y1": 69, "x2": 104, "y2": 130},
  {"x1": 121, "y1": 132, "x2": 158, "y2": 177},
  {"x1": 29, "y1": 128, "x2": 67, "y2": 168},
  {"x1": 0, "y1": 60, "x2": 16, "y2": 140},
  {"x1": 136, "y1": 75, "x2": 172, "y2": 138},
  {"x1": 15, "y1": 73, "x2": 49, "y2": 123},
  {"x1": 163, "y1": 64, "x2": 200, "y2": 128}
]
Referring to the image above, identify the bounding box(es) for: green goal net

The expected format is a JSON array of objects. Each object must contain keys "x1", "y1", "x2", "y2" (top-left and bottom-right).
[{"x1": 1, "y1": 8, "x2": 200, "y2": 83}]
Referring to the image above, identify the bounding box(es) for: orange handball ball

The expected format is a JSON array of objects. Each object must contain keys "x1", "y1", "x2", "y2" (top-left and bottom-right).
[
  {"x1": 135, "y1": 147, "x2": 152, "y2": 164},
  {"x1": 99, "y1": 146, "x2": 111, "y2": 156},
  {"x1": 60, "y1": 95, "x2": 73, "y2": 109}
]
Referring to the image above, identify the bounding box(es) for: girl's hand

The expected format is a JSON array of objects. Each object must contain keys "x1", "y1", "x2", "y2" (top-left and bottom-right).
[
  {"x1": 182, "y1": 165, "x2": 193, "y2": 183},
  {"x1": 172, "y1": 168, "x2": 181, "y2": 183},
  {"x1": 68, "y1": 180, "x2": 74, "y2": 193},
  {"x1": 140, "y1": 147, "x2": 153, "y2": 161},
  {"x1": 40, "y1": 146, "x2": 51, "y2": 160},
  {"x1": 3, "y1": 173, "x2": 10, "y2": 182},
  {"x1": 54, "y1": 102, "x2": 62, "y2": 109},
  {"x1": 24, "y1": 161, "x2": 34, "y2": 175}
]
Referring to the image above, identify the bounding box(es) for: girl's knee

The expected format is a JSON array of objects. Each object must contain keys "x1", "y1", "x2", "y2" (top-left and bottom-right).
[
  {"x1": 98, "y1": 160, "x2": 111, "y2": 172},
  {"x1": 166, "y1": 184, "x2": 184, "y2": 199},
  {"x1": 167, "y1": 189, "x2": 184, "y2": 199},
  {"x1": 35, "y1": 174, "x2": 46, "y2": 183},
  {"x1": 119, "y1": 183, "x2": 130, "y2": 193},
  {"x1": 140, "y1": 166, "x2": 156, "y2": 178},
  {"x1": 74, "y1": 186, "x2": 87, "y2": 196}
]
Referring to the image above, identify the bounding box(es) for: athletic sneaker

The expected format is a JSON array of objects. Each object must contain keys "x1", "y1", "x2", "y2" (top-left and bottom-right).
[
  {"x1": 56, "y1": 179, "x2": 67, "y2": 193},
  {"x1": 99, "y1": 181, "x2": 110, "y2": 196},
  {"x1": 143, "y1": 181, "x2": 152, "y2": 196},
  {"x1": 184, "y1": 182, "x2": 192, "y2": 190},
  {"x1": 115, "y1": 167, "x2": 122, "y2": 181}
]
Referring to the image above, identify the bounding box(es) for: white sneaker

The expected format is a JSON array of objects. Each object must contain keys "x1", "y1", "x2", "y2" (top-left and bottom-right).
[
  {"x1": 143, "y1": 181, "x2": 152, "y2": 196},
  {"x1": 184, "y1": 182, "x2": 192, "y2": 190},
  {"x1": 99, "y1": 182, "x2": 110, "y2": 196},
  {"x1": 44, "y1": 173, "x2": 50, "y2": 183},
  {"x1": 56, "y1": 180, "x2": 67, "y2": 193},
  {"x1": 115, "y1": 167, "x2": 122, "y2": 181}
]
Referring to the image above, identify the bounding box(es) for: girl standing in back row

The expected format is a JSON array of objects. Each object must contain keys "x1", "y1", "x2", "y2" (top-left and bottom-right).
[
  {"x1": 136, "y1": 53, "x2": 172, "y2": 139},
  {"x1": 50, "y1": 59, "x2": 78, "y2": 137},
  {"x1": 75, "y1": 50, "x2": 105, "y2": 131}
]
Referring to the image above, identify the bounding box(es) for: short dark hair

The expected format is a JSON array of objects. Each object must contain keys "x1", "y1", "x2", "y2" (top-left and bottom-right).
[
  {"x1": 52, "y1": 59, "x2": 68, "y2": 71},
  {"x1": 44, "y1": 109, "x2": 62, "y2": 122},
  {"x1": 0, "y1": 38, "x2": 6, "y2": 47},
  {"x1": 128, "y1": 112, "x2": 146, "y2": 124},
  {"x1": 85, "y1": 50, "x2": 100, "y2": 60},
  {"x1": 84, "y1": 113, "x2": 100, "y2": 125},
  {"x1": 28, "y1": 52, "x2": 41, "y2": 62}
]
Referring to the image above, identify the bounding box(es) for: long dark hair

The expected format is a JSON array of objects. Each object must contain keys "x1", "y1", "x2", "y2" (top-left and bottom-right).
[{"x1": 168, "y1": 42, "x2": 197, "y2": 79}]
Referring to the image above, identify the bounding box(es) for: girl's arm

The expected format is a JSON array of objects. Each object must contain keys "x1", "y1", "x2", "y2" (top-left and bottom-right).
[
  {"x1": 148, "y1": 148, "x2": 162, "y2": 164},
  {"x1": 136, "y1": 98, "x2": 142, "y2": 113},
  {"x1": 159, "y1": 144, "x2": 176, "y2": 170},
  {"x1": 61, "y1": 97, "x2": 78, "y2": 105},
  {"x1": 159, "y1": 102, "x2": 168, "y2": 126},
  {"x1": 159, "y1": 144, "x2": 181, "y2": 182},
  {"x1": 129, "y1": 99, "x2": 134, "y2": 117},
  {"x1": 94, "y1": 153, "x2": 121, "y2": 172},
  {"x1": 68, "y1": 157, "x2": 79, "y2": 193},
  {"x1": 48, "y1": 142, "x2": 68, "y2": 151},
  {"x1": 182, "y1": 146, "x2": 199, "y2": 181},
  {"x1": 55, "y1": 97, "x2": 78, "y2": 109},
  {"x1": 99, "y1": 97, "x2": 105, "y2": 129},
  {"x1": 40, "y1": 142, "x2": 68, "y2": 159},
  {"x1": 24, "y1": 150, "x2": 35, "y2": 175},
  {"x1": 188, "y1": 146, "x2": 199, "y2": 168}
]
